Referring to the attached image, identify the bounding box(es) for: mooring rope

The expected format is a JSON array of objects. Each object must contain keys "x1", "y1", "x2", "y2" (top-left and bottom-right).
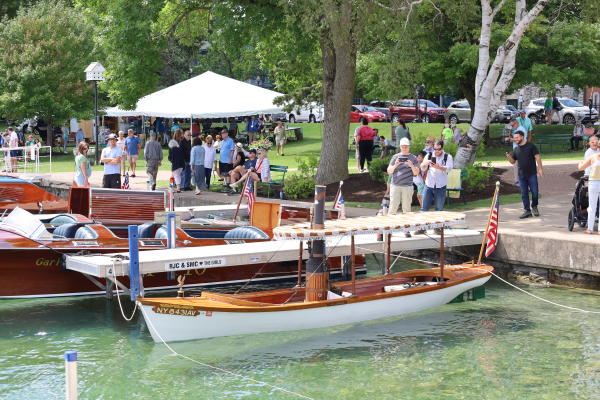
[
  {"x1": 357, "y1": 240, "x2": 600, "y2": 315},
  {"x1": 111, "y1": 260, "x2": 137, "y2": 321},
  {"x1": 138, "y1": 305, "x2": 316, "y2": 400}
]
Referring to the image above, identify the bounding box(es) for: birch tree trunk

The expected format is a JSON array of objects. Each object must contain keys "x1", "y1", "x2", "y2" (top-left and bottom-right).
[{"x1": 454, "y1": 0, "x2": 548, "y2": 168}]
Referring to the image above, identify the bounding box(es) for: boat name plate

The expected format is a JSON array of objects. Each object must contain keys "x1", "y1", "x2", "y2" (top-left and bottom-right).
[
  {"x1": 165, "y1": 257, "x2": 226, "y2": 271},
  {"x1": 140, "y1": 239, "x2": 163, "y2": 247},
  {"x1": 72, "y1": 241, "x2": 99, "y2": 246},
  {"x1": 152, "y1": 304, "x2": 200, "y2": 317}
]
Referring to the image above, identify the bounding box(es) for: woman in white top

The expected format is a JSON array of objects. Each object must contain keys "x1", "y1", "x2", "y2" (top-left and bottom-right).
[
  {"x1": 202, "y1": 135, "x2": 217, "y2": 189},
  {"x1": 578, "y1": 152, "x2": 600, "y2": 234}
]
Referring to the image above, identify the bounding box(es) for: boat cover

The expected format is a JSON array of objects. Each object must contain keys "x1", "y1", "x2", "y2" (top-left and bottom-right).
[
  {"x1": 272, "y1": 211, "x2": 465, "y2": 240},
  {"x1": 0, "y1": 207, "x2": 54, "y2": 240}
]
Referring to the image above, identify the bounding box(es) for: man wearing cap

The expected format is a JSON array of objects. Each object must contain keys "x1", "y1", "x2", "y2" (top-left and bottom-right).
[
  {"x1": 517, "y1": 109, "x2": 533, "y2": 143},
  {"x1": 144, "y1": 131, "x2": 163, "y2": 190},
  {"x1": 387, "y1": 138, "x2": 419, "y2": 232},
  {"x1": 219, "y1": 129, "x2": 235, "y2": 187},
  {"x1": 100, "y1": 133, "x2": 122, "y2": 188}
]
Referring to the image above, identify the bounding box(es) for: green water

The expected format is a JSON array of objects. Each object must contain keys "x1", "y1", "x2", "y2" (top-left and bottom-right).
[{"x1": 1, "y1": 265, "x2": 599, "y2": 400}]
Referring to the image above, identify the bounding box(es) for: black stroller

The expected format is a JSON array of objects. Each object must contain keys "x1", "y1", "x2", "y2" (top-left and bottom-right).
[{"x1": 568, "y1": 177, "x2": 599, "y2": 231}]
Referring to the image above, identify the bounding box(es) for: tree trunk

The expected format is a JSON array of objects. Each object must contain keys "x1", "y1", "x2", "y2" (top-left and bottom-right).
[{"x1": 315, "y1": 0, "x2": 358, "y2": 185}]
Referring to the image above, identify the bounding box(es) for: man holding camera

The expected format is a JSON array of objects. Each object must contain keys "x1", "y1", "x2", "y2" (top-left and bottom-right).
[
  {"x1": 420, "y1": 140, "x2": 453, "y2": 212},
  {"x1": 387, "y1": 138, "x2": 419, "y2": 221}
]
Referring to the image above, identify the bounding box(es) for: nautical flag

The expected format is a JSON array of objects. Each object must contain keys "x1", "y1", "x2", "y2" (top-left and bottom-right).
[
  {"x1": 485, "y1": 196, "x2": 499, "y2": 257},
  {"x1": 333, "y1": 181, "x2": 346, "y2": 219},
  {"x1": 243, "y1": 178, "x2": 255, "y2": 212},
  {"x1": 121, "y1": 172, "x2": 130, "y2": 190}
]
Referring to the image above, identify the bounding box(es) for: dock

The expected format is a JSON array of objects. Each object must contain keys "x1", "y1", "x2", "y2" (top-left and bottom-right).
[{"x1": 64, "y1": 229, "x2": 482, "y2": 278}]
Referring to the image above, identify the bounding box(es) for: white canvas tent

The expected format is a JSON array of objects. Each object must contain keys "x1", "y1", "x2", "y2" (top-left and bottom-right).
[
  {"x1": 133, "y1": 71, "x2": 284, "y2": 118},
  {"x1": 104, "y1": 106, "x2": 139, "y2": 117}
]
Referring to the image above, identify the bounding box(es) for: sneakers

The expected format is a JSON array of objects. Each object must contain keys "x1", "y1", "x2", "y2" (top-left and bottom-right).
[
  {"x1": 404, "y1": 232, "x2": 412, "y2": 238},
  {"x1": 532, "y1": 206, "x2": 539, "y2": 217},
  {"x1": 519, "y1": 210, "x2": 532, "y2": 219},
  {"x1": 414, "y1": 230, "x2": 426, "y2": 235}
]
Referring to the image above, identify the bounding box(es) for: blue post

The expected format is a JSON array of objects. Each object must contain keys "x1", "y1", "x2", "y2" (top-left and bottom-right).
[
  {"x1": 166, "y1": 212, "x2": 176, "y2": 280},
  {"x1": 64, "y1": 351, "x2": 78, "y2": 400},
  {"x1": 128, "y1": 225, "x2": 140, "y2": 301}
]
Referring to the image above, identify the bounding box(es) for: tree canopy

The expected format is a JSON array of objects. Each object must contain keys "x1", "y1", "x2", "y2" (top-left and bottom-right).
[{"x1": 0, "y1": 0, "x2": 96, "y2": 132}]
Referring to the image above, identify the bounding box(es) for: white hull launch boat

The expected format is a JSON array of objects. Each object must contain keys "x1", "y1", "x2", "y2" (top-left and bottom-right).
[{"x1": 138, "y1": 186, "x2": 493, "y2": 343}]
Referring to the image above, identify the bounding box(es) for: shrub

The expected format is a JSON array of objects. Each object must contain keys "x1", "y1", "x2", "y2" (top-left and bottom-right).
[
  {"x1": 464, "y1": 162, "x2": 494, "y2": 192},
  {"x1": 283, "y1": 155, "x2": 319, "y2": 199},
  {"x1": 285, "y1": 173, "x2": 315, "y2": 199},
  {"x1": 369, "y1": 157, "x2": 391, "y2": 183}
]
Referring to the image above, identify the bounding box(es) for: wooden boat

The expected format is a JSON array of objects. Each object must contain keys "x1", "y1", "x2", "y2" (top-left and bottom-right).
[
  {"x1": 139, "y1": 264, "x2": 492, "y2": 342},
  {"x1": 138, "y1": 189, "x2": 493, "y2": 343},
  {"x1": 0, "y1": 175, "x2": 68, "y2": 213},
  {"x1": 0, "y1": 206, "x2": 358, "y2": 298}
]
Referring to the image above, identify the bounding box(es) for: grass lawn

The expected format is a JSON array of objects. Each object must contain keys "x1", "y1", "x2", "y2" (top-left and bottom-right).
[{"x1": 7, "y1": 121, "x2": 582, "y2": 175}]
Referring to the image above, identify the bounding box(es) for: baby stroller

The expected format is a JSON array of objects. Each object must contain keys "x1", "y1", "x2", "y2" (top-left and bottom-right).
[{"x1": 568, "y1": 177, "x2": 599, "y2": 231}]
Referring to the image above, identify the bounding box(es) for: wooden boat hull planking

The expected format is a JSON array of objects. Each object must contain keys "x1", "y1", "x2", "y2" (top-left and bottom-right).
[{"x1": 139, "y1": 267, "x2": 492, "y2": 342}]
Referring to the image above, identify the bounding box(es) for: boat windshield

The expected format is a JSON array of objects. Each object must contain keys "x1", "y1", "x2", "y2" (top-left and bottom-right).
[{"x1": 0, "y1": 207, "x2": 55, "y2": 241}]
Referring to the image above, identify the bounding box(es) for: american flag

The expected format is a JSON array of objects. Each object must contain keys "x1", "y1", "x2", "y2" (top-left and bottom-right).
[
  {"x1": 485, "y1": 196, "x2": 499, "y2": 257},
  {"x1": 121, "y1": 172, "x2": 130, "y2": 190},
  {"x1": 333, "y1": 181, "x2": 346, "y2": 219},
  {"x1": 243, "y1": 178, "x2": 255, "y2": 212}
]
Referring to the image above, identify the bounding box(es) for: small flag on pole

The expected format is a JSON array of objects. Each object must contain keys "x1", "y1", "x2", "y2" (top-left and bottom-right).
[
  {"x1": 485, "y1": 196, "x2": 499, "y2": 257},
  {"x1": 243, "y1": 178, "x2": 255, "y2": 212},
  {"x1": 333, "y1": 181, "x2": 346, "y2": 219},
  {"x1": 121, "y1": 172, "x2": 130, "y2": 190}
]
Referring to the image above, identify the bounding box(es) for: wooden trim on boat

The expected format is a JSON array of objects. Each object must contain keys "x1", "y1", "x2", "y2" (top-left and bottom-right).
[{"x1": 139, "y1": 264, "x2": 493, "y2": 313}]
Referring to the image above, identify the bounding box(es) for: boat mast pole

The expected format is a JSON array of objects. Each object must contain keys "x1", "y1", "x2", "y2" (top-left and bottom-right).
[
  {"x1": 232, "y1": 175, "x2": 251, "y2": 222},
  {"x1": 477, "y1": 182, "x2": 500, "y2": 265},
  {"x1": 439, "y1": 227, "x2": 445, "y2": 282},
  {"x1": 296, "y1": 241, "x2": 303, "y2": 287},
  {"x1": 385, "y1": 233, "x2": 392, "y2": 274},
  {"x1": 305, "y1": 185, "x2": 328, "y2": 302}
]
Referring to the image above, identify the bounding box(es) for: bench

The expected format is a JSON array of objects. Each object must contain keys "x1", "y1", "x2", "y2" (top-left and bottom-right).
[
  {"x1": 262, "y1": 165, "x2": 288, "y2": 198},
  {"x1": 534, "y1": 132, "x2": 572, "y2": 153}
]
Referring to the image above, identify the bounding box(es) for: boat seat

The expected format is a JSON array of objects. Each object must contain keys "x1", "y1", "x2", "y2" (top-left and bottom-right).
[
  {"x1": 53, "y1": 223, "x2": 81, "y2": 239},
  {"x1": 74, "y1": 225, "x2": 98, "y2": 240},
  {"x1": 137, "y1": 222, "x2": 160, "y2": 239},
  {"x1": 223, "y1": 226, "x2": 269, "y2": 240},
  {"x1": 49, "y1": 215, "x2": 77, "y2": 226}
]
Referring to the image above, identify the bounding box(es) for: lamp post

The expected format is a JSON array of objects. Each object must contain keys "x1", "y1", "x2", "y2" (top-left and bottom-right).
[{"x1": 84, "y1": 62, "x2": 105, "y2": 162}]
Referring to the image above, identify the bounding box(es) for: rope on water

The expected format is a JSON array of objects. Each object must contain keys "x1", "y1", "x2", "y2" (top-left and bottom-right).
[
  {"x1": 138, "y1": 305, "x2": 316, "y2": 400},
  {"x1": 357, "y1": 243, "x2": 600, "y2": 314}
]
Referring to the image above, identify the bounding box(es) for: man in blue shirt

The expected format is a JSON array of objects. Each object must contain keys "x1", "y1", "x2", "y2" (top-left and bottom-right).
[
  {"x1": 516, "y1": 110, "x2": 533, "y2": 143},
  {"x1": 100, "y1": 134, "x2": 122, "y2": 188},
  {"x1": 246, "y1": 116, "x2": 259, "y2": 144},
  {"x1": 124, "y1": 129, "x2": 141, "y2": 177},
  {"x1": 219, "y1": 129, "x2": 235, "y2": 187}
]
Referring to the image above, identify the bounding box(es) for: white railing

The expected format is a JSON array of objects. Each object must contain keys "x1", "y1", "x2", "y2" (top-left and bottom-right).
[{"x1": 1, "y1": 145, "x2": 52, "y2": 174}]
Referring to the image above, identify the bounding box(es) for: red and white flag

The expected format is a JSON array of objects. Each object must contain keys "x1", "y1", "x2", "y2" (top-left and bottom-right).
[
  {"x1": 485, "y1": 196, "x2": 499, "y2": 257},
  {"x1": 333, "y1": 181, "x2": 346, "y2": 219},
  {"x1": 121, "y1": 172, "x2": 130, "y2": 190},
  {"x1": 243, "y1": 178, "x2": 255, "y2": 212}
]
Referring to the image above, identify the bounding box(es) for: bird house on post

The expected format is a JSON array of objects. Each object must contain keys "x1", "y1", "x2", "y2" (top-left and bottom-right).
[{"x1": 84, "y1": 62, "x2": 105, "y2": 81}]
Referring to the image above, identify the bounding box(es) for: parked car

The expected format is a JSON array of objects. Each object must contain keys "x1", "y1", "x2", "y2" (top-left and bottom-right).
[
  {"x1": 389, "y1": 99, "x2": 446, "y2": 123},
  {"x1": 444, "y1": 100, "x2": 472, "y2": 124},
  {"x1": 287, "y1": 103, "x2": 324, "y2": 123},
  {"x1": 351, "y1": 105, "x2": 387, "y2": 123},
  {"x1": 525, "y1": 97, "x2": 598, "y2": 124},
  {"x1": 492, "y1": 105, "x2": 518, "y2": 123},
  {"x1": 368, "y1": 100, "x2": 392, "y2": 122}
]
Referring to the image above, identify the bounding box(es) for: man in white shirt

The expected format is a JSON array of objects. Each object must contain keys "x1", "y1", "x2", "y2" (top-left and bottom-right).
[
  {"x1": 584, "y1": 136, "x2": 600, "y2": 177},
  {"x1": 420, "y1": 140, "x2": 453, "y2": 211},
  {"x1": 8, "y1": 127, "x2": 20, "y2": 172},
  {"x1": 100, "y1": 133, "x2": 122, "y2": 188}
]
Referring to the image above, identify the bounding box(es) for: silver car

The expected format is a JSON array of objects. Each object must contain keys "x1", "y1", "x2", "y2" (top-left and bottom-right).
[
  {"x1": 525, "y1": 97, "x2": 598, "y2": 124},
  {"x1": 444, "y1": 100, "x2": 471, "y2": 124}
]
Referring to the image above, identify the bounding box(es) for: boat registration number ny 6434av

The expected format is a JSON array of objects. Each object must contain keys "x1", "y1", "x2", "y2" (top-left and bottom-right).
[{"x1": 164, "y1": 257, "x2": 225, "y2": 271}]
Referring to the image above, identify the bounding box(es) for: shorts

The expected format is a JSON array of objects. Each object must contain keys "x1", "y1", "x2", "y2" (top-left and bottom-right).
[
  {"x1": 127, "y1": 154, "x2": 138, "y2": 162},
  {"x1": 416, "y1": 182, "x2": 425, "y2": 195},
  {"x1": 219, "y1": 162, "x2": 233, "y2": 176},
  {"x1": 102, "y1": 173, "x2": 121, "y2": 189},
  {"x1": 275, "y1": 136, "x2": 286, "y2": 146}
]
